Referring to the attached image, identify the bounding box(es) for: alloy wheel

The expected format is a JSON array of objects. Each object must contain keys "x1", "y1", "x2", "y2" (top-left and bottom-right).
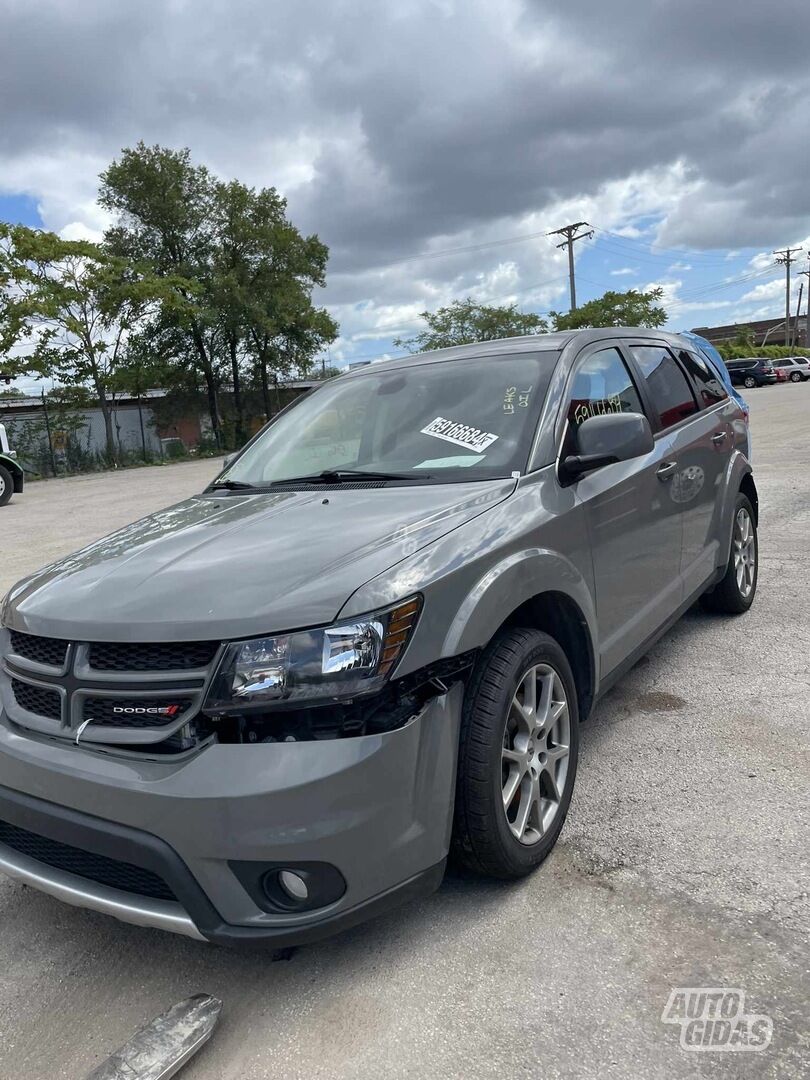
[
  {"x1": 791, "y1": 372, "x2": 801, "y2": 382},
  {"x1": 744, "y1": 377, "x2": 756, "y2": 388},
  {"x1": 501, "y1": 664, "x2": 570, "y2": 845},
  {"x1": 733, "y1": 507, "x2": 756, "y2": 597}
]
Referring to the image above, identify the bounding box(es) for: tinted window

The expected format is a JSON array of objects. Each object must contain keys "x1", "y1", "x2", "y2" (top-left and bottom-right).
[
  {"x1": 773, "y1": 359, "x2": 789, "y2": 367},
  {"x1": 630, "y1": 346, "x2": 698, "y2": 429},
  {"x1": 566, "y1": 347, "x2": 644, "y2": 442},
  {"x1": 677, "y1": 349, "x2": 728, "y2": 407},
  {"x1": 223, "y1": 352, "x2": 559, "y2": 486}
]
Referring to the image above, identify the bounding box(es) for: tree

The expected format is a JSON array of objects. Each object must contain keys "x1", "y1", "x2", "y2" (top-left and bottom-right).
[
  {"x1": 550, "y1": 287, "x2": 667, "y2": 331},
  {"x1": 732, "y1": 324, "x2": 756, "y2": 349},
  {"x1": 99, "y1": 143, "x2": 338, "y2": 447},
  {"x1": 395, "y1": 298, "x2": 547, "y2": 353},
  {"x1": 99, "y1": 144, "x2": 225, "y2": 442},
  {"x1": 211, "y1": 180, "x2": 336, "y2": 423},
  {"x1": 0, "y1": 224, "x2": 167, "y2": 462}
]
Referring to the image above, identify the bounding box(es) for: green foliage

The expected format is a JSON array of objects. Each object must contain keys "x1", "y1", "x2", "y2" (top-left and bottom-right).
[
  {"x1": 99, "y1": 143, "x2": 337, "y2": 448},
  {"x1": 715, "y1": 342, "x2": 808, "y2": 361},
  {"x1": 395, "y1": 298, "x2": 547, "y2": 353},
  {"x1": 731, "y1": 324, "x2": 756, "y2": 350},
  {"x1": 550, "y1": 287, "x2": 667, "y2": 331},
  {"x1": 0, "y1": 223, "x2": 172, "y2": 462}
]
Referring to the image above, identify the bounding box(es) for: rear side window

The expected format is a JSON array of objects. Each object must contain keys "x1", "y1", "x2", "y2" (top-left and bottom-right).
[
  {"x1": 629, "y1": 345, "x2": 698, "y2": 430},
  {"x1": 566, "y1": 347, "x2": 644, "y2": 433},
  {"x1": 677, "y1": 349, "x2": 728, "y2": 407}
]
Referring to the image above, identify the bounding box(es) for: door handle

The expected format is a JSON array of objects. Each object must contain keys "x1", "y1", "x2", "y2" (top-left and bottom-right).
[
  {"x1": 712, "y1": 431, "x2": 728, "y2": 445},
  {"x1": 656, "y1": 461, "x2": 678, "y2": 481}
]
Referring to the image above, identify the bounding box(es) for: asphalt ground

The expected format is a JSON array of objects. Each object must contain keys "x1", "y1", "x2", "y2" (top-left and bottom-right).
[{"x1": 0, "y1": 384, "x2": 807, "y2": 1079}]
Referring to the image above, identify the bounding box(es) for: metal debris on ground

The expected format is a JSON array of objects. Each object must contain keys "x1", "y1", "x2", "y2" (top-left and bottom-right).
[{"x1": 86, "y1": 993, "x2": 222, "y2": 1080}]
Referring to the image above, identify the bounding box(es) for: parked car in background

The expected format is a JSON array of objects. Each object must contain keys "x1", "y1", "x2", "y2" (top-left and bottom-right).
[
  {"x1": 0, "y1": 424, "x2": 24, "y2": 507},
  {"x1": 0, "y1": 329, "x2": 758, "y2": 947},
  {"x1": 725, "y1": 358, "x2": 777, "y2": 388},
  {"x1": 774, "y1": 365, "x2": 789, "y2": 383},
  {"x1": 772, "y1": 356, "x2": 810, "y2": 382}
]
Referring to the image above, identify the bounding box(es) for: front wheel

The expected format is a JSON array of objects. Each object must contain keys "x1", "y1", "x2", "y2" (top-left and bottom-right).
[
  {"x1": 743, "y1": 376, "x2": 756, "y2": 388},
  {"x1": 452, "y1": 628, "x2": 579, "y2": 878},
  {"x1": 0, "y1": 465, "x2": 13, "y2": 507},
  {"x1": 790, "y1": 371, "x2": 802, "y2": 383},
  {"x1": 701, "y1": 493, "x2": 757, "y2": 614}
]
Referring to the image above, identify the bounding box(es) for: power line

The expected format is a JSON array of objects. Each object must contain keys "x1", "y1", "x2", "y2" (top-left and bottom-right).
[
  {"x1": 592, "y1": 227, "x2": 747, "y2": 265},
  {"x1": 353, "y1": 228, "x2": 555, "y2": 272}
]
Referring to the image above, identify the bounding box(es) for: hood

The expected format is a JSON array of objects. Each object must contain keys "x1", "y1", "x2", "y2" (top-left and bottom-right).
[{"x1": 5, "y1": 480, "x2": 513, "y2": 641}]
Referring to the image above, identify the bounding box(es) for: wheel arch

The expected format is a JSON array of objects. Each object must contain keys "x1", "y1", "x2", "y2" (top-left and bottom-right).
[
  {"x1": 495, "y1": 591, "x2": 596, "y2": 721},
  {"x1": 739, "y1": 472, "x2": 758, "y2": 524}
]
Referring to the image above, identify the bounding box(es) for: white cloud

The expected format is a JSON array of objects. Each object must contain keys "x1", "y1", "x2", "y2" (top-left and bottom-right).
[{"x1": 610, "y1": 267, "x2": 636, "y2": 276}]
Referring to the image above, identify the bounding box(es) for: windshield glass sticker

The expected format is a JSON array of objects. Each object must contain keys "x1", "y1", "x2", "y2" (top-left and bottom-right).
[{"x1": 420, "y1": 416, "x2": 499, "y2": 453}]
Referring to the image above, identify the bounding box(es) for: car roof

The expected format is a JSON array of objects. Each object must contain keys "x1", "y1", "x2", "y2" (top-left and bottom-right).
[{"x1": 337, "y1": 327, "x2": 700, "y2": 379}]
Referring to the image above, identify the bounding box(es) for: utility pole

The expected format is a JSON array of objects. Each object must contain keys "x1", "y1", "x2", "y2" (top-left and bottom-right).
[
  {"x1": 774, "y1": 246, "x2": 803, "y2": 349},
  {"x1": 794, "y1": 282, "x2": 803, "y2": 353},
  {"x1": 798, "y1": 257, "x2": 810, "y2": 349},
  {"x1": 548, "y1": 222, "x2": 594, "y2": 310}
]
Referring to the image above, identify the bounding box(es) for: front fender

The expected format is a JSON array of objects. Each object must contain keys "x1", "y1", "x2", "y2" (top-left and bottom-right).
[
  {"x1": 440, "y1": 547, "x2": 597, "y2": 661},
  {"x1": 339, "y1": 472, "x2": 597, "y2": 684}
]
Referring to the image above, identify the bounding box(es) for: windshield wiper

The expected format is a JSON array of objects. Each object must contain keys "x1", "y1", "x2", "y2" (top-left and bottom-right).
[
  {"x1": 210, "y1": 479, "x2": 258, "y2": 491},
  {"x1": 271, "y1": 469, "x2": 432, "y2": 484}
]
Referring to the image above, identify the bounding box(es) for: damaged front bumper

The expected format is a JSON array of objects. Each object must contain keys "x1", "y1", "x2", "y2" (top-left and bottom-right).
[{"x1": 0, "y1": 683, "x2": 463, "y2": 945}]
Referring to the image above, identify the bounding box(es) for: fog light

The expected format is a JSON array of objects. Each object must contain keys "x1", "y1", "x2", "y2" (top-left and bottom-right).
[{"x1": 278, "y1": 870, "x2": 309, "y2": 902}]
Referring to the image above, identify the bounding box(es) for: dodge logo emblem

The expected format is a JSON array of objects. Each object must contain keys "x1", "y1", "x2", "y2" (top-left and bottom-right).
[{"x1": 112, "y1": 705, "x2": 182, "y2": 716}]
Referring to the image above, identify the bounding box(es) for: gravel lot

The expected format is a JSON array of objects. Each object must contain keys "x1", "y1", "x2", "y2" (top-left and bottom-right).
[{"x1": 0, "y1": 386, "x2": 808, "y2": 1079}]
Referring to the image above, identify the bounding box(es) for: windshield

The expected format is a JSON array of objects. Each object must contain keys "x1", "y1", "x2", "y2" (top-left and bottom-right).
[{"x1": 220, "y1": 351, "x2": 559, "y2": 487}]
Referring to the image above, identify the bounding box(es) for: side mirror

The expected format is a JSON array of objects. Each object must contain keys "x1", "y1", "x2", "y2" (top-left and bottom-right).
[{"x1": 563, "y1": 412, "x2": 654, "y2": 481}]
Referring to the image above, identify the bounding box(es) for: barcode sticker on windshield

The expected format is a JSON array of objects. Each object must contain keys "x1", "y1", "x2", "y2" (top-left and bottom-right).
[{"x1": 420, "y1": 416, "x2": 499, "y2": 453}]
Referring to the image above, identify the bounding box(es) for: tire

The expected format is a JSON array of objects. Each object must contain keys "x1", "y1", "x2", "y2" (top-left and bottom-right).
[
  {"x1": 790, "y1": 372, "x2": 802, "y2": 383},
  {"x1": 701, "y1": 493, "x2": 757, "y2": 614},
  {"x1": 743, "y1": 376, "x2": 756, "y2": 388},
  {"x1": 452, "y1": 628, "x2": 579, "y2": 879},
  {"x1": 0, "y1": 465, "x2": 12, "y2": 507}
]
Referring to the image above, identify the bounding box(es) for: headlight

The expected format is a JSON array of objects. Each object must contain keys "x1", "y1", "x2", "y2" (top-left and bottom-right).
[{"x1": 203, "y1": 596, "x2": 422, "y2": 712}]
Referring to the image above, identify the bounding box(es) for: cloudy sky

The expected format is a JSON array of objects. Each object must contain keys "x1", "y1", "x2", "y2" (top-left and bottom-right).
[{"x1": 2, "y1": 0, "x2": 809, "y2": 378}]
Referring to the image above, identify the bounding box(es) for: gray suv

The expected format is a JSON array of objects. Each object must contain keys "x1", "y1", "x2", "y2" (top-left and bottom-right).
[{"x1": 0, "y1": 329, "x2": 757, "y2": 947}]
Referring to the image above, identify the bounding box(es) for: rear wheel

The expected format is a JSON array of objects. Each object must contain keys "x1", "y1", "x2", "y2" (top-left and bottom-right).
[
  {"x1": 452, "y1": 628, "x2": 579, "y2": 878},
  {"x1": 0, "y1": 465, "x2": 12, "y2": 506},
  {"x1": 701, "y1": 493, "x2": 757, "y2": 614},
  {"x1": 743, "y1": 375, "x2": 756, "y2": 388}
]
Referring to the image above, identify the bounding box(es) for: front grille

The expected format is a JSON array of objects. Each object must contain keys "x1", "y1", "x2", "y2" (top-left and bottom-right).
[
  {"x1": 8, "y1": 630, "x2": 68, "y2": 669},
  {"x1": 0, "y1": 819, "x2": 177, "y2": 902},
  {"x1": 11, "y1": 679, "x2": 62, "y2": 721},
  {"x1": 87, "y1": 640, "x2": 220, "y2": 673},
  {"x1": 82, "y1": 697, "x2": 194, "y2": 729}
]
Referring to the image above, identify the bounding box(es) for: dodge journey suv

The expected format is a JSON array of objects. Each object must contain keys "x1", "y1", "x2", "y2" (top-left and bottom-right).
[{"x1": 0, "y1": 329, "x2": 757, "y2": 947}]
